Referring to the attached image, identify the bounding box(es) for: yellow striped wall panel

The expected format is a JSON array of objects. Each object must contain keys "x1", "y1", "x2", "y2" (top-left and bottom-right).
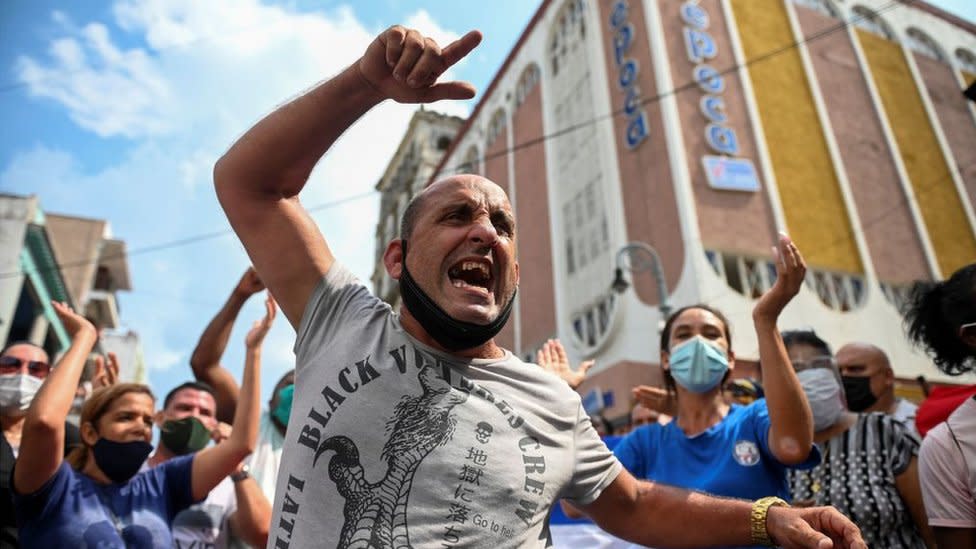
[
  {"x1": 858, "y1": 30, "x2": 976, "y2": 277},
  {"x1": 729, "y1": 0, "x2": 862, "y2": 274}
]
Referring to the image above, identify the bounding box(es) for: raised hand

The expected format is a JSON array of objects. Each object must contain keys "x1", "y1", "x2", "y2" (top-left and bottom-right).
[
  {"x1": 631, "y1": 385, "x2": 676, "y2": 416},
  {"x1": 92, "y1": 352, "x2": 120, "y2": 388},
  {"x1": 234, "y1": 267, "x2": 265, "y2": 298},
  {"x1": 51, "y1": 301, "x2": 96, "y2": 340},
  {"x1": 754, "y1": 233, "x2": 807, "y2": 321},
  {"x1": 536, "y1": 339, "x2": 594, "y2": 390},
  {"x1": 245, "y1": 294, "x2": 277, "y2": 350},
  {"x1": 357, "y1": 25, "x2": 482, "y2": 104}
]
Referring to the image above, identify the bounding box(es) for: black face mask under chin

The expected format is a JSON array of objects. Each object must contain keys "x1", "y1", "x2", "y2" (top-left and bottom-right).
[{"x1": 398, "y1": 240, "x2": 516, "y2": 351}]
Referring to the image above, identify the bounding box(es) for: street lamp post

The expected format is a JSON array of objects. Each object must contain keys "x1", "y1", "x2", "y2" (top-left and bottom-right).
[{"x1": 612, "y1": 242, "x2": 672, "y2": 320}]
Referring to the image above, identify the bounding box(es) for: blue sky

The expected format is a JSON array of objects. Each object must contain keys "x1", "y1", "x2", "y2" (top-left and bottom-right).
[{"x1": 2, "y1": 0, "x2": 974, "y2": 407}]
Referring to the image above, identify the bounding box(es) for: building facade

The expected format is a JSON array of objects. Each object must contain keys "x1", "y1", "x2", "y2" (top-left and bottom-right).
[
  {"x1": 383, "y1": 0, "x2": 976, "y2": 421},
  {"x1": 372, "y1": 108, "x2": 465, "y2": 304},
  {"x1": 0, "y1": 194, "x2": 144, "y2": 382},
  {"x1": 0, "y1": 194, "x2": 73, "y2": 357}
]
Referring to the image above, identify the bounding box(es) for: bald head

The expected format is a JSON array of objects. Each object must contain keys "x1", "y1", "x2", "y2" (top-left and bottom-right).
[
  {"x1": 400, "y1": 175, "x2": 511, "y2": 241},
  {"x1": 836, "y1": 341, "x2": 895, "y2": 413},
  {"x1": 836, "y1": 342, "x2": 890, "y2": 372}
]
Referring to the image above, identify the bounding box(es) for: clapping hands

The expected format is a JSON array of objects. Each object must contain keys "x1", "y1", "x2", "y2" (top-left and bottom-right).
[
  {"x1": 536, "y1": 339, "x2": 594, "y2": 390},
  {"x1": 754, "y1": 233, "x2": 807, "y2": 321},
  {"x1": 245, "y1": 294, "x2": 277, "y2": 350}
]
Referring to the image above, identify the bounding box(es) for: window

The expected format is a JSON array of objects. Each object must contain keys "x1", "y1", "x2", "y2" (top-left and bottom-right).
[
  {"x1": 456, "y1": 146, "x2": 480, "y2": 174},
  {"x1": 879, "y1": 281, "x2": 913, "y2": 313},
  {"x1": 805, "y1": 269, "x2": 866, "y2": 311},
  {"x1": 792, "y1": 0, "x2": 839, "y2": 19},
  {"x1": 706, "y1": 249, "x2": 865, "y2": 311},
  {"x1": 486, "y1": 109, "x2": 507, "y2": 147},
  {"x1": 515, "y1": 64, "x2": 542, "y2": 107},
  {"x1": 549, "y1": 0, "x2": 615, "y2": 351},
  {"x1": 549, "y1": 0, "x2": 586, "y2": 79},
  {"x1": 571, "y1": 293, "x2": 616, "y2": 353},
  {"x1": 851, "y1": 6, "x2": 895, "y2": 40},
  {"x1": 715, "y1": 252, "x2": 775, "y2": 298},
  {"x1": 562, "y1": 182, "x2": 608, "y2": 274},
  {"x1": 956, "y1": 48, "x2": 976, "y2": 74},
  {"x1": 905, "y1": 28, "x2": 946, "y2": 63},
  {"x1": 436, "y1": 136, "x2": 451, "y2": 151}
]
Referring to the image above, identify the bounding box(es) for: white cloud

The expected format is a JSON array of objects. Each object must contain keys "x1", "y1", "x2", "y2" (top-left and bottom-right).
[
  {"x1": 7, "y1": 0, "x2": 473, "y2": 398},
  {"x1": 146, "y1": 346, "x2": 184, "y2": 371},
  {"x1": 16, "y1": 21, "x2": 176, "y2": 139},
  {"x1": 0, "y1": 145, "x2": 78, "y2": 192}
]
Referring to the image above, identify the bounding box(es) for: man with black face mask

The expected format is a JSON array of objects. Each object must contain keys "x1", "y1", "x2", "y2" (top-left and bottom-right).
[
  {"x1": 215, "y1": 23, "x2": 866, "y2": 549},
  {"x1": 836, "y1": 342, "x2": 919, "y2": 440}
]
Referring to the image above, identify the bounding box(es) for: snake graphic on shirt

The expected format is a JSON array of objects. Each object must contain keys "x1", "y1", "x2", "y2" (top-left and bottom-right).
[{"x1": 314, "y1": 365, "x2": 468, "y2": 548}]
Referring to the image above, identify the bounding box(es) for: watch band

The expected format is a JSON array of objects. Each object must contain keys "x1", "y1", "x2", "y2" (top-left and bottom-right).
[
  {"x1": 230, "y1": 464, "x2": 251, "y2": 483},
  {"x1": 750, "y1": 496, "x2": 789, "y2": 546}
]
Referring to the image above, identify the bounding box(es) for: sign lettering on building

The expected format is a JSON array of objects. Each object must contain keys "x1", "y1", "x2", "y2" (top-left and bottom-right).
[
  {"x1": 610, "y1": 0, "x2": 650, "y2": 149},
  {"x1": 681, "y1": 1, "x2": 760, "y2": 191}
]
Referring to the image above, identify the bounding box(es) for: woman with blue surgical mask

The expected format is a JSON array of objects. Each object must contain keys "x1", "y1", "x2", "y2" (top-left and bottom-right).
[{"x1": 612, "y1": 235, "x2": 820, "y2": 547}]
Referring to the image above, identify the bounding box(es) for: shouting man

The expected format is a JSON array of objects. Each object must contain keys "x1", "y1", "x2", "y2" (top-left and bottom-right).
[{"x1": 215, "y1": 24, "x2": 866, "y2": 549}]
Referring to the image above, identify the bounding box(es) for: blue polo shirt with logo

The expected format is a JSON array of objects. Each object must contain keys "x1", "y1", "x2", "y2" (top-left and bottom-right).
[{"x1": 613, "y1": 399, "x2": 820, "y2": 502}]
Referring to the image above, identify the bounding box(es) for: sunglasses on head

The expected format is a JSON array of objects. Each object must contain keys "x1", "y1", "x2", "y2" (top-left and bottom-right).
[
  {"x1": 0, "y1": 355, "x2": 51, "y2": 378},
  {"x1": 790, "y1": 356, "x2": 835, "y2": 372}
]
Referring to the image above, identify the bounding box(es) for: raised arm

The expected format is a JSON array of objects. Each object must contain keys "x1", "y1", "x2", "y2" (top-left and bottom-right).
[
  {"x1": 189, "y1": 268, "x2": 265, "y2": 423},
  {"x1": 754, "y1": 234, "x2": 814, "y2": 464},
  {"x1": 13, "y1": 302, "x2": 97, "y2": 494},
  {"x1": 583, "y1": 471, "x2": 866, "y2": 548},
  {"x1": 214, "y1": 25, "x2": 482, "y2": 328},
  {"x1": 228, "y1": 469, "x2": 272, "y2": 548},
  {"x1": 191, "y1": 295, "x2": 275, "y2": 501}
]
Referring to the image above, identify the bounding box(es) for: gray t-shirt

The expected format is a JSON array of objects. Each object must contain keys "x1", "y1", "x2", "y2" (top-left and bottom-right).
[{"x1": 267, "y1": 263, "x2": 622, "y2": 549}]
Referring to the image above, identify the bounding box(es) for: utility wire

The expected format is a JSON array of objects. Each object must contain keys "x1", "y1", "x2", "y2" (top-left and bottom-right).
[
  {"x1": 0, "y1": 189, "x2": 375, "y2": 280},
  {"x1": 7, "y1": 0, "x2": 955, "y2": 285},
  {"x1": 452, "y1": 0, "x2": 913, "y2": 170}
]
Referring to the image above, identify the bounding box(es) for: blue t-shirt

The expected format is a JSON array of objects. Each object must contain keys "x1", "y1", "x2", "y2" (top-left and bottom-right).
[
  {"x1": 14, "y1": 454, "x2": 197, "y2": 548},
  {"x1": 614, "y1": 400, "x2": 819, "y2": 503}
]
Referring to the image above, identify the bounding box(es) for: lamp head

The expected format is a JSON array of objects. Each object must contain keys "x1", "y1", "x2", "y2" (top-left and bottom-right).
[{"x1": 611, "y1": 268, "x2": 630, "y2": 294}]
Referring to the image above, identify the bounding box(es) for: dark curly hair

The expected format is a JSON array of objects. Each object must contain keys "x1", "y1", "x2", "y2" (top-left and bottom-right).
[{"x1": 904, "y1": 263, "x2": 976, "y2": 375}]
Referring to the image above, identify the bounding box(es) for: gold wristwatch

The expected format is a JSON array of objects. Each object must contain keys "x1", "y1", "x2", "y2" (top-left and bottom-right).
[{"x1": 751, "y1": 496, "x2": 789, "y2": 546}]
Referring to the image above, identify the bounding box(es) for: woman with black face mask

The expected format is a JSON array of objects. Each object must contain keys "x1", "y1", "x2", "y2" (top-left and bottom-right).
[{"x1": 10, "y1": 301, "x2": 265, "y2": 548}]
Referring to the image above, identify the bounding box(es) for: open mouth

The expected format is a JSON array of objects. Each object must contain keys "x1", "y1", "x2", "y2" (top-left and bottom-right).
[{"x1": 448, "y1": 260, "x2": 493, "y2": 292}]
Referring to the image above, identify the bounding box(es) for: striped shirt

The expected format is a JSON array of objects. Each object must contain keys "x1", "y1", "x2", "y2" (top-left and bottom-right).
[{"x1": 789, "y1": 412, "x2": 924, "y2": 549}]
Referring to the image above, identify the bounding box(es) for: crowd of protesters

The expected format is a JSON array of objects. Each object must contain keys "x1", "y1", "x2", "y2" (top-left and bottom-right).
[
  {"x1": 1, "y1": 22, "x2": 973, "y2": 549},
  {"x1": 541, "y1": 264, "x2": 974, "y2": 549}
]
